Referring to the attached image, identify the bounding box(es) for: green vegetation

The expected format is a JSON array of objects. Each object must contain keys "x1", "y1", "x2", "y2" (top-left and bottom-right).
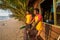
[{"x1": 0, "y1": 0, "x2": 29, "y2": 21}]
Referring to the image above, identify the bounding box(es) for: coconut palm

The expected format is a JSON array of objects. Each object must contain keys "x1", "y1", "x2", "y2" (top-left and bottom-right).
[{"x1": 0, "y1": 0, "x2": 29, "y2": 21}]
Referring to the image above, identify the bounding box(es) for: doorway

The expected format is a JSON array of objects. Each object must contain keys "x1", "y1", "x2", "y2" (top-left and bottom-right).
[{"x1": 40, "y1": 0, "x2": 54, "y2": 24}]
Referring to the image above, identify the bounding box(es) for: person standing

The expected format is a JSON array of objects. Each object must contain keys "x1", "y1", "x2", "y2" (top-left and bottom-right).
[
  {"x1": 31, "y1": 8, "x2": 43, "y2": 39},
  {"x1": 25, "y1": 10, "x2": 32, "y2": 32},
  {"x1": 25, "y1": 10, "x2": 32, "y2": 40}
]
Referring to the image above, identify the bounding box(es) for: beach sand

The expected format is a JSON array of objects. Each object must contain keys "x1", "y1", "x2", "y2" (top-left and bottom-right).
[{"x1": 0, "y1": 18, "x2": 25, "y2": 40}]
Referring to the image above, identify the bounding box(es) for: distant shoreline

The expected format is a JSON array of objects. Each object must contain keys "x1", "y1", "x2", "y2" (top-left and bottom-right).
[{"x1": 0, "y1": 16, "x2": 10, "y2": 20}]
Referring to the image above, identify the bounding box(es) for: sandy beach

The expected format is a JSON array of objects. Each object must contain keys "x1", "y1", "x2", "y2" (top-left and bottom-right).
[{"x1": 0, "y1": 18, "x2": 25, "y2": 40}]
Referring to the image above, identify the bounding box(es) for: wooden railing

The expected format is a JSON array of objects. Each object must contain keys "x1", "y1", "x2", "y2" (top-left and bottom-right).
[
  {"x1": 40, "y1": 23, "x2": 60, "y2": 40},
  {"x1": 26, "y1": 23, "x2": 60, "y2": 40}
]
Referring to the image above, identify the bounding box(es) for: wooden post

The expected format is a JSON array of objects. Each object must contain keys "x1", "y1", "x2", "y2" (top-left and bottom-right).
[
  {"x1": 39, "y1": 0, "x2": 44, "y2": 14},
  {"x1": 53, "y1": 0, "x2": 57, "y2": 25},
  {"x1": 38, "y1": 3, "x2": 41, "y2": 14}
]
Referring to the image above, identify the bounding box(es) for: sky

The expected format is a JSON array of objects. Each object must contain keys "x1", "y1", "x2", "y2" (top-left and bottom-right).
[{"x1": 0, "y1": 9, "x2": 12, "y2": 16}]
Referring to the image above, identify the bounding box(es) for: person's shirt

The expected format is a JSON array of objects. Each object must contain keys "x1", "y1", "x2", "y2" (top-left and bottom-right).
[
  {"x1": 26, "y1": 14, "x2": 32, "y2": 24},
  {"x1": 34, "y1": 14, "x2": 42, "y2": 23},
  {"x1": 34, "y1": 14, "x2": 43, "y2": 31}
]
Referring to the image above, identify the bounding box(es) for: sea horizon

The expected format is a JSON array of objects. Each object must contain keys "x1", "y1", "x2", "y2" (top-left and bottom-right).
[{"x1": 0, "y1": 16, "x2": 9, "y2": 20}]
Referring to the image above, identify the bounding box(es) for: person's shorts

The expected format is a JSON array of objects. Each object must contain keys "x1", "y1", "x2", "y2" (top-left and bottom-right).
[{"x1": 26, "y1": 24, "x2": 32, "y2": 30}]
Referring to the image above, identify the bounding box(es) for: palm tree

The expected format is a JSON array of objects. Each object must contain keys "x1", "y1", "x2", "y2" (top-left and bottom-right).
[{"x1": 0, "y1": 0, "x2": 29, "y2": 21}]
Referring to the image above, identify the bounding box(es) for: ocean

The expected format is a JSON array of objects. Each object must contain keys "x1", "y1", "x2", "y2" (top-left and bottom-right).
[{"x1": 0, "y1": 16, "x2": 9, "y2": 20}]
